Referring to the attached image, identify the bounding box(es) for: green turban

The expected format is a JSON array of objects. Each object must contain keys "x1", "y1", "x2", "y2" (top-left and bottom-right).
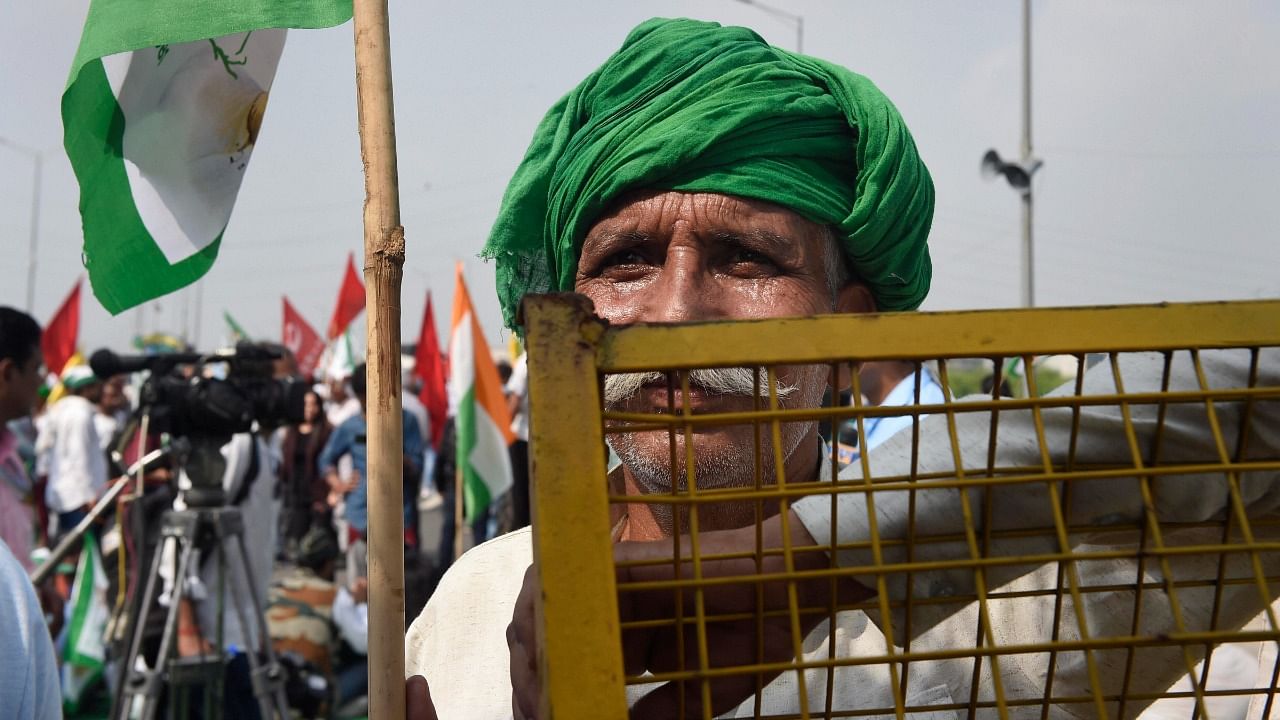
[{"x1": 484, "y1": 17, "x2": 934, "y2": 331}]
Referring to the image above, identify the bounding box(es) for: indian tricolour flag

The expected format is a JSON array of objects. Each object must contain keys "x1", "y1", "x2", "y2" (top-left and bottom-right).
[
  {"x1": 449, "y1": 263, "x2": 514, "y2": 523},
  {"x1": 62, "y1": 0, "x2": 352, "y2": 314}
]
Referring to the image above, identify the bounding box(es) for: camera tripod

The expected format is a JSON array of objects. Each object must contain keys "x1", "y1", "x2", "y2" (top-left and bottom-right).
[{"x1": 114, "y1": 438, "x2": 289, "y2": 720}]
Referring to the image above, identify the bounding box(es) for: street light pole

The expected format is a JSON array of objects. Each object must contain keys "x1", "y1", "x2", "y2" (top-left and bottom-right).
[
  {"x1": 1020, "y1": 0, "x2": 1034, "y2": 307},
  {"x1": 733, "y1": 0, "x2": 804, "y2": 53},
  {"x1": 0, "y1": 138, "x2": 44, "y2": 313},
  {"x1": 981, "y1": 1, "x2": 1040, "y2": 308}
]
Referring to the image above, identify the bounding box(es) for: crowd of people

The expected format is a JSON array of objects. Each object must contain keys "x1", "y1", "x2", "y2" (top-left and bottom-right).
[{"x1": 0, "y1": 302, "x2": 538, "y2": 719}]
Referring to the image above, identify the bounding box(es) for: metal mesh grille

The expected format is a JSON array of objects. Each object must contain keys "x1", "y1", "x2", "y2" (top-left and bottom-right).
[{"x1": 524, "y1": 297, "x2": 1280, "y2": 720}]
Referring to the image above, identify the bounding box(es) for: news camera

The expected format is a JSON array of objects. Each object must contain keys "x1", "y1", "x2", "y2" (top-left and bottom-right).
[{"x1": 90, "y1": 343, "x2": 307, "y2": 507}]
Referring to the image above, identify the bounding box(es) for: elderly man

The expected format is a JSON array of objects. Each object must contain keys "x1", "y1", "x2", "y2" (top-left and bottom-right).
[
  {"x1": 406, "y1": 17, "x2": 1279, "y2": 720},
  {"x1": 407, "y1": 16, "x2": 929, "y2": 716}
]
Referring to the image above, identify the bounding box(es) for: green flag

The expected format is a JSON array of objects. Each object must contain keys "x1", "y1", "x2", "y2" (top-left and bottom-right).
[
  {"x1": 224, "y1": 310, "x2": 250, "y2": 342},
  {"x1": 63, "y1": 0, "x2": 352, "y2": 314},
  {"x1": 61, "y1": 534, "x2": 108, "y2": 714}
]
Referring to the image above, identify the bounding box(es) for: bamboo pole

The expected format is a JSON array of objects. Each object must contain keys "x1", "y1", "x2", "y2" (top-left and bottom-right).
[{"x1": 352, "y1": 1, "x2": 406, "y2": 718}]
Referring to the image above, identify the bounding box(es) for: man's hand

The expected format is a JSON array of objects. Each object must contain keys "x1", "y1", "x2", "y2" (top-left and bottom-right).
[
  {"x1": 406, "y1": 675, "x2": 439, "y2": 720},
  {"x1": 350, "y1": 576, "x2": 368, "y2": 604},
  {"x1": 616, "y1": 510, "x2": 871, "y2": 718},
  {"x1": 508, "y1": 565, "x2": 540, "y2": 720}
]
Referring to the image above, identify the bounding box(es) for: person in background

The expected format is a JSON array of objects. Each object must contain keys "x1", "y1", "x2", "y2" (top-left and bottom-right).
[
  {"x1": 833, "y1": 360, "x2": 946, "y2": 465},
  {"x1": 325, "y1": 371, "x2": 361, "y2": 429},
  {"x1": 318, "y1": 362, "x2": 424, "y2": 576},
  {"x1": 94, "y1": 373, "x2": 128, "y2": 453},
  {"x1": 36, "y1": 364, "x2": 107, "y2": 540},
  {"x1": 0, "y1": 307, "x2": 45, "y2": 569},
  {"x1": 504, "y1": 353, "x2": 531, "y2": 530},
  {"x1": 401, "y1": 363, "x2": 431, "y2": 546},
  {"x1": 279, "y1": 390, "x2": 334, "y2": 559},
  {"x1": 332, "y1": 573, "x2": 370, "y2": 713},
  {"x1": 0, "y1": 538, "x2": 61, "y2": 720},
  {"x1": 267, "y1": 525, "x2": 340, "y2": 719}
]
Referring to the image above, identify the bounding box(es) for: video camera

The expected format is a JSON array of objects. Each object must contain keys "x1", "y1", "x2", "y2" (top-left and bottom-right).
[
  {"x1": 90, "y1": 343, "x2": 306, "y2": 437},
  {"x1": 90, "y1": 343, "x2": 308, "y2": 507}
]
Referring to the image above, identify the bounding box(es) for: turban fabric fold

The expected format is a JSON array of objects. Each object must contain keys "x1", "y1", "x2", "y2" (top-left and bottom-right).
[{"x1": 484, "y1": 17, "x2": 934, "y2": 331}]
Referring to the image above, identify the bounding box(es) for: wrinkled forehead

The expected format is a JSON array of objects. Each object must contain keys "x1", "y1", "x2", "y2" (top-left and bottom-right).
[{"x1": 588, "y1": 190, "x2": 825, "y2": 238}]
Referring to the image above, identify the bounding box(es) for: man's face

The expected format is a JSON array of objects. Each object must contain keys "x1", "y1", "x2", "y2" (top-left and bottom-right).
[
  {"x1": 99, "y1": 376, "x2": 127, "y2": 412},
  {"x1": 329, "y1": 378, "x2": 348, "y2": 402},
  {"x1": 0, "y1": 346, "x2": 44, "y2": 424},
  {"x1": 575, "y1": 191, "x2": 872, "y2": 530}
]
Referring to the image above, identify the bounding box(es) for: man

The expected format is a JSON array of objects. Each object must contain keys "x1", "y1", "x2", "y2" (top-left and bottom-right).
[
  {"x1": 94, "y1": 373, "x2": 129, "y2": 452},
  {"x1": 325, "y1": 370, "x2": 361, "y2": 429},
  {"x1": 318, "y1": 362, "x2": 424, "y2": 574},
  {"x1": 406, "y1": 18, "x2": 1278, "y2": 719},
  {"x1": 0, "y1": 307, "x2": 46, "y2": 570},
  {"x1": 834, "y1": 360, "x2": 946, "y2": 465},
  {"x1": 505, "y1": 353, "x2": 531, "y2": 529},
  {"x1": 407, "y1": 16, "x2": 929, "y2": 717},
  {"x1": 36, "y1": 363, "x2": 108, "y2": 539}
]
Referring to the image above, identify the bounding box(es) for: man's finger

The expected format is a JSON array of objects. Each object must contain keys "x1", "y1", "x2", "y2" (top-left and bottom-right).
[
  {"x1": 406, "y1": 675, "x2": 438, "y2": 720},
  {"x1": 509, "y1": 564, "x2": 541, "y2": 720}
]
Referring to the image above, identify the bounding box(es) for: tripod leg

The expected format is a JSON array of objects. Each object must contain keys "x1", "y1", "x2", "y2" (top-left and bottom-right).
[
  {"x1": 225, "y1": 531, "x2": 290, "y2": 719},
  {"x1": 114, "y1": 521, "x2": 168, "y2": 720},
  {"x1": 138, "y1": 533, "x2": 198, "y2": 720}
]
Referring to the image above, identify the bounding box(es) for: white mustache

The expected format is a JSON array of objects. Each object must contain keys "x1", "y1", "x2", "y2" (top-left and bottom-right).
[{"x1": 603, "y1": 368, "x2": 798, "y2": 406}]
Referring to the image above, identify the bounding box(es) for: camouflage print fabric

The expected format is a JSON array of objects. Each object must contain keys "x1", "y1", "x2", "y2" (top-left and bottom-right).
[{"x1": 266, "y1": 568, "x2": 337, "y2": 674}]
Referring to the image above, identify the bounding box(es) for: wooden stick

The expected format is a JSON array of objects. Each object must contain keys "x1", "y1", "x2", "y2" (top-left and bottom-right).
[{"x1": 352, "y1": 1, "x2": 406, "y2": 718}]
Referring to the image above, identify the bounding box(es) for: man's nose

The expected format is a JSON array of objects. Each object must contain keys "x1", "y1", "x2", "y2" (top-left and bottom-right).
[{"x1": 641, "y1": 247, "x2": 723, "y2": 323}]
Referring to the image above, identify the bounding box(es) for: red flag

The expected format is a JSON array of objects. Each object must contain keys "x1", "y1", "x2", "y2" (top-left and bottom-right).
[
  {"x1": 326, "y1": 253, "x2": 365, "y2": 340},
  {"x1": 413, "y1": 292, "x2": 448, "y2": 448},
  {"x1": 42, "y1": 279, "x2": 81, "y2": 376},
  {"x1": 282, "y1": 297, "x2": 326, "y2": 380}
]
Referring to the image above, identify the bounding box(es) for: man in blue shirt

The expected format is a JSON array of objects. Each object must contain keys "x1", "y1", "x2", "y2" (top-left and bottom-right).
[
  {"x1": 835, "y1": 360, "x2": 946, "y2": 466},
  {"x1": 319, "y1": 363, "x2": 424, "y2": 574}
]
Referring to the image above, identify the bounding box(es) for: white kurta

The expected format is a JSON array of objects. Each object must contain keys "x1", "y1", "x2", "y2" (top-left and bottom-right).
[
  {"x1": 36, "y1": 395, "x2": 107, "y2": 513},
  {"x1": 406, "y1": 349, "x2": 1280, "y2": 718}
]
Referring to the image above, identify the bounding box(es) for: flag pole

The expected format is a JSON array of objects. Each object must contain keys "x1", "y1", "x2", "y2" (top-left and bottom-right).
[{"x1": 351, "y1": 1, "x2": 406, "y2": 718}]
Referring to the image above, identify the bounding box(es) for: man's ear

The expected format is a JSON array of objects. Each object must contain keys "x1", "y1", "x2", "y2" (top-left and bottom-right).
[
  {"x1": 835, "y1": 281, "x2": 875, "y2": 315},
  {"x1": 831, "y1": 282, "x2": 876, "y2": 392}
]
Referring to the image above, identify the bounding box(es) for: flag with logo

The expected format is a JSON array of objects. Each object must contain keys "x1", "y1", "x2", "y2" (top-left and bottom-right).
[
  {"x1": 327, "y1": 253, "x2": 365, "y2": 340},
  {"x1": 224, "y1": 310, "x2": 250, "y2": 343},
  {"x1": 325, "y1": 329, "x2": 358, "y2": 381},
  {"x1": 449, "y1": 264, "x2": 513, "y2": 522},
  {"x1": 282, "y1": 297, "x2": 325, "y2": 379},
  {"x1": 42, "y1": 279, "x2": 82, "y2": 378},
  {"x1": 63, "y1": 0, "x2": 353, "y2": 314},
  {"x1": 413, "y1": 292, "x2": 448, "y2": 448},
  {"x1": 61, "y1": 534, "x2": 109, "y2": 713}
]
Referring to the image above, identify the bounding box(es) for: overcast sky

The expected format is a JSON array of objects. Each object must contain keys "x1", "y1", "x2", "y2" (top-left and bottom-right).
[{"x1": 2, "y1": 1, "x2": 1277, "y2": 355}]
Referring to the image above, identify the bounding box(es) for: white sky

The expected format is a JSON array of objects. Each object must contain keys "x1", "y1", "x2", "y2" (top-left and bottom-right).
[{"x1": 2, "y1": 1, "x2": 1278, "y2": 355}]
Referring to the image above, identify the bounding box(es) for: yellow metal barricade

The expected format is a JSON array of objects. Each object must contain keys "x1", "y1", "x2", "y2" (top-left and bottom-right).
[{"x1": 524, "y1": 295, "x2": 1280, "y2": 720}]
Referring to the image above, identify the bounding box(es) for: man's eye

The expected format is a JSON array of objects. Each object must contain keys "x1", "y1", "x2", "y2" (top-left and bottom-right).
[
  {"x1": 600, "y1": 250, "x2": 650, "y2": 272},
  {"x1": 725, "y1": 249, "x2": 778, "y2": 273}
]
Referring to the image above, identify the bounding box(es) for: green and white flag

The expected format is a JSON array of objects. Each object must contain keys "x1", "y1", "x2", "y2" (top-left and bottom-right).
[
  {"x1": 324, "y1": 328, "x2": 359, "y2": 381},
  {"x1": 63, "y1": 0, "x2": 352, "y2": 314},
  {"x1": 224, "y1": 310, "x2": 250, "y2": 342},
  {"x1": 61, "y1": 534, "x2": 109, "y2": 713}
]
